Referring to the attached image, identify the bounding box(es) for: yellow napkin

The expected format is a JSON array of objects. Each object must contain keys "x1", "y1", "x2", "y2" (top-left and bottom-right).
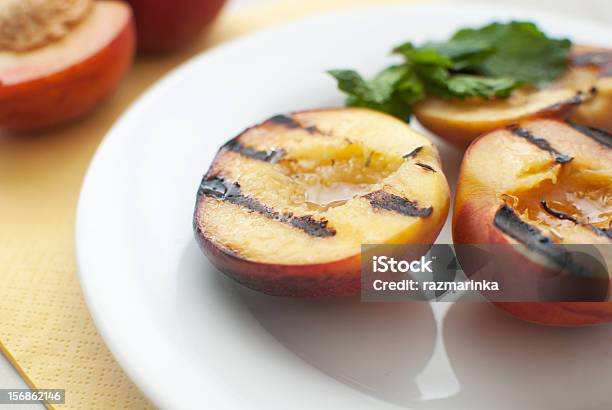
[{"x1": 0, "y1": 0, "x2": 425, "y2": 408}]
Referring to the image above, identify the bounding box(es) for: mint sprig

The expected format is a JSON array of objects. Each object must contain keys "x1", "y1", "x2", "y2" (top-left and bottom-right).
[
  {"x1": 328, "y1": 66, "x2": 424, "y2": 121},
  {"x1": 329, "y1": 21, "x2": 572, "y2": 121}
]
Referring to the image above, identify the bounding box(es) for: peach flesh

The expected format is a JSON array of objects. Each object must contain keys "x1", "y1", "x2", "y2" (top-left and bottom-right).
[
  {"x1": 0, "y1": 0, "x2": 93, "y2": 52},
  {"x1": 0, "y1": 1, "x2": 135, "y2": 131}
]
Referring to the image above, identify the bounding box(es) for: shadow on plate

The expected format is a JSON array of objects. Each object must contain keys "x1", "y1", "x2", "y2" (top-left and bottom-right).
[
  {"x1": 432, "y1": 299, "x2": 612, "y2": 410},
  {"x1": 236, "y1": 282, "x2": 437, "y2": 407},
  {"x1": 175, "y1": 241, "x2": 612, "y2": 410},
  {"x1": 175, "y1": 240, "x2": 438, "y2": 408}
]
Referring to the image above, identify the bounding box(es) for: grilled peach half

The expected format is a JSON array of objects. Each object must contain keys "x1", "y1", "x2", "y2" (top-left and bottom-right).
[
  {"x1": 415, "y1": 46, "x2": 612, "y2": 148},
  {"x1": 194, "y1": 108, "x2": 450, "y2": 297},
  {"x1": 454, "y1": 118, "x2": 612, "y2": 326},
  {"x1": 0, "y1": 0, "x2": 135, "y2": 132}
]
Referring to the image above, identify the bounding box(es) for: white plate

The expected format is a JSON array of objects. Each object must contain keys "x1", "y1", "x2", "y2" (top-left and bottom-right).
[{"x1": 76, "y1": 4, "x2": 612, "y2": 409}]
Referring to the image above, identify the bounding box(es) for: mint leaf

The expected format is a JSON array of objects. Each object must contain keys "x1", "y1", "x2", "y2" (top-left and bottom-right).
[
  {"x1": 444, "y1": 75, "x2": 524, "y2": 98},
  {"x1": 420, "y1": 38, "x2": 494, "y2": 70},
  {"x1": 393, "y1": 42, "x2": 453, "y2": 67},
  {"x1": 328, "y1": 67, "x2": 399, "y2": 104},
  {"x1": 416, "y1": 65, "x2": 523, "y2": 99},
  {"x1": 328, "y1": 66, "x2": 424, "y2": 120},
  {"x1": 328, "y1": 20, "x2": 571, "y2": 121},
  {"x1": 395, "y1": 69, "x2": 425, "y2": 104},
  {"x1": 397, "y1": 39, "x2": 494, "y2": 71},
  {"x1": 451, "y1": 21, "x2": 571, "y2": 85}
]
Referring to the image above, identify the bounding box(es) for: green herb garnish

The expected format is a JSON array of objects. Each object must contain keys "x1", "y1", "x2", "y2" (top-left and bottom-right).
[{"x1": 328, "y1": 21, "x2": 572, "y2": 121}]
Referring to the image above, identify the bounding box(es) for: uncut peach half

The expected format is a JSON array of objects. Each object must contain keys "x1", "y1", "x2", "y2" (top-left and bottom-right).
[
  {"x1": 414, "y1": 46, "x2": 612, "y2": 148},
  {"x1": 126, "y1": 0, "x2": 226, "y2": 53},
  {"x1": 0, "y1": 1, "x2": 135, "y2": 132},
  {"x1": 454, "y1": 118, "x2": 612, "y2": 326},
  {"x1": 194, "y1": 108, "x2": 450, "y2": 296}
]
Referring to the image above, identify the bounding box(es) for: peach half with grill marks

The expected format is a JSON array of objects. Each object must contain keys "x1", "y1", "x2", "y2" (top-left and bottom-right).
[
  {"x1": 414, "y1": 46, "x2": 612, "y2": 148},
  {"x1": 454, "y1": 118, "x2": 612, "y2": 326},
  {"x1": 194, "y1": 108, "x2": 450, "y2": 296}
]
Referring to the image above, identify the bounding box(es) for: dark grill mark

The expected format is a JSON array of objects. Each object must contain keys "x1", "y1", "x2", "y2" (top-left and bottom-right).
[
  {"x1": 592, "y1": 226, "x2": 612, "y2": 239},
  {"x1": 541, "y1": 200, "x2": 612, "y2": 239},
  {"x1": 545, "y1": 89, "x2": 596, "y2": 112},
  {"x1": 494, "y1": 205, "x2": 566, "y2": 265},
  {"x1": 268, "y1": 114, "x2": 300, "y2": 128},
  {"x1": 222, "y1": 139, "x2": 285, "y2": 163},
  {"x1": 403, "y1": 146, "x2": 423, "y2": 159},
  {"x1": 365, "y1": 151, "x2": 373, "y2": 168},
  {"x1": 495, "y1": 205, "x2": 610, "y2": 283},
  {"x1": 572, "y1": 51, "x2": 612, "y2": 76},
  {"x1": 540, "y1": 200, "x2": 578, "y2": 223},
  {"x1": 566, "y1": 121, "x2": 612, "y2": 149},
  {"x1": 507, "y1": 125, "x2": 573, "y2": 164},
  {"x1": 287, "y1": 215, "x2": 335, "y2": 237},
  {"x1": 198, "y1": 177, "x2": 336, "y2": 237},
  {"x1": 365, "y1": 191, "x2": 432, "y2": 217},
  {"x1": 572, "y1": 52, "x2": 612, "y2": 66},
  {"x1": 198, "y1": 176, "x2": 241, "y2": 198},
  {"x1": 267, "y1": 114, "x2": 319, "y2": 134},
  {"x1": 415, "y1": 162, "x2": 436, "y2": 173}
]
